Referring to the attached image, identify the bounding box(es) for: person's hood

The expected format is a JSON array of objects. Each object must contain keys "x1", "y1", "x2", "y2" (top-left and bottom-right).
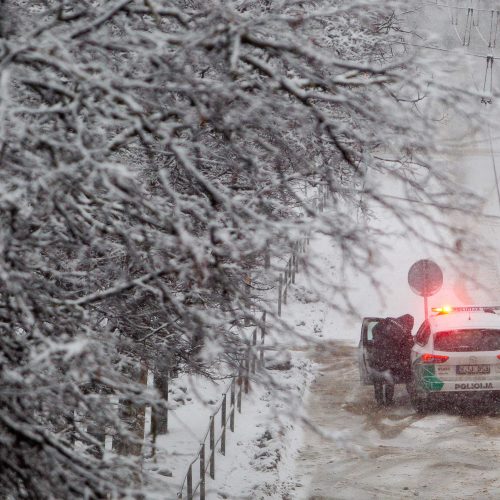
[{"x1": 396, "y1": 314, "x2": 414, "y2": 332}]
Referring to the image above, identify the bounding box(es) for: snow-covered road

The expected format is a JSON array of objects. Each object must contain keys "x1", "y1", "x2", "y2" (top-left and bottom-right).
[{"x1": 296, "y1": 340, "x2": 500, "y2": 499}]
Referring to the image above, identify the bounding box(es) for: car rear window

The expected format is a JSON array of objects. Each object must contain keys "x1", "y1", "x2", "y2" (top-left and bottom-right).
[{"x1": 434, "y1": 329, "x2": 500, "y2": 352}]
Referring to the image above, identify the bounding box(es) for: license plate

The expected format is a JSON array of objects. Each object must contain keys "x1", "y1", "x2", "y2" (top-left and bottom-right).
[{"x1": 456, "y1": 365, "x2": 490, "y2": 375}]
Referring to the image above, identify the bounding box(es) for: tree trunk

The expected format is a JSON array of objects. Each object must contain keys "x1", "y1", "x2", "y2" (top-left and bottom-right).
[
  {"x1": 113, "y1": 362, "x2": 148, "y2": 457},
  {"x1": 152, "y1": 360, "x2": 169, "y2": 435}
]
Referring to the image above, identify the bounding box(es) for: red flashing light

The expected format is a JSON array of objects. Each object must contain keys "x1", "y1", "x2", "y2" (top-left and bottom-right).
[
  {"x1": 421, "y1": 353, "x2": 449, "y2": 364},
  {"x1": 431, "y1": 306, "x2": 453, "y2": 315}
]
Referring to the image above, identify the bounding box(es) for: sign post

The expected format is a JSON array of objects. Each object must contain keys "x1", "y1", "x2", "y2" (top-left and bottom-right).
[{"x1": 408, "y1": 259, "x2": 443, "y2": 320}]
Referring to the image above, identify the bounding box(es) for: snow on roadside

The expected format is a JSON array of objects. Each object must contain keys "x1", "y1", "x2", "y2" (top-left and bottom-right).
[
  {"x1": 209, "y1": 352, "x2": 313, "y2": 499},
  {"x1": 145, "y1": 343, "x2": 315, "y2": 500},
  {"x1": 144, "y1": 373, "x2": 233, "y2": 497},
  {"x1": 199, "y1": 235, "x2": 346, "y2": 498},
  {"x1": 140, "y1": 232, "x2": 329, "y2": 498}
]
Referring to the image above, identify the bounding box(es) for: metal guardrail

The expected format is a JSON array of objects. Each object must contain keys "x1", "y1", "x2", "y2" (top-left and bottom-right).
[
  {"x1": 277, "y1": 185, "x2": 330, "y2": 316},
  {"x1": 177, "y1": 187, "x2": 329, "y2": 499},
  {"x1": 278, "y1": 237, "x2": 309, "y2": 317},
  {"x1": 177, "y1": 233, "x2": 310, "y2": 499},
  {"x1": 177, "y1": 312, "x2": 266, "y2": 500},
  {"x1": 177, "y1": 377, "x2": 237, "y2": 500}
]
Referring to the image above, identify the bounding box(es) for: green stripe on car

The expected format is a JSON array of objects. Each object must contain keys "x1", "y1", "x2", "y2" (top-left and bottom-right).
[{"x1": 414, "y1": 362, "x2": 445, "y2": 392}]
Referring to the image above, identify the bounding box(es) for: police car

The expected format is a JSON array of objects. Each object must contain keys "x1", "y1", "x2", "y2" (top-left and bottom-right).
[{"x1": 408, "y1": 305, "x2": 500, "y2": 412}]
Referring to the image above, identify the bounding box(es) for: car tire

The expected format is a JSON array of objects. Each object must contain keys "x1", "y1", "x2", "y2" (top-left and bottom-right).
[
  {"x1": 407, "y1": 382, "x2": 430, "y2": 414},
  {"x1": 374, "y1": 381, "x2": 395, "y2": 406},
  {"x1": 412, "y1": 397, "x2": 429, "y2": 414}
]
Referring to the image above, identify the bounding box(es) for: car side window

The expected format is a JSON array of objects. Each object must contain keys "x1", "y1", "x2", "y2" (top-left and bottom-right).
[
  {"x1": 415, "y1": 321, "x2": 431, "y2": 346},
  {"x1": 367, "y1": 321, "x2": 379, "y2": 342}
]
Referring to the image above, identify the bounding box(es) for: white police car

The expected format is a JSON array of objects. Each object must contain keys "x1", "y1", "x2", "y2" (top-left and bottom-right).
[{"x1": 408, "y1": 305, "x2": 500, "y2": 412}]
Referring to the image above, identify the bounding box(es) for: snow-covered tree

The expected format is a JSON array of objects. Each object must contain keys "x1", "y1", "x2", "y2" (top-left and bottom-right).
[{"x1": 0, "y1": 0, "x2": 478, "y2": 496}]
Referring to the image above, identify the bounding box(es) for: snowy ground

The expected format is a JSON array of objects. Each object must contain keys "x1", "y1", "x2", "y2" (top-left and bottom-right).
[
  {"x1": 146, "y1": 356, "x2": 314, "y2": 499},
  {"x1": 148, "y1": 228, "x2": 349, "y2": 499}
]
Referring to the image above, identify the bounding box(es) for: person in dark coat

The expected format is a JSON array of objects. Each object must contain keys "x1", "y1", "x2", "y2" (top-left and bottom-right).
[
  {"x1": 372, "y1": 314, "x2": 414, "y2": 381},
  {"x1": 370, "y1": 314, "x2": 414, "y2": 405}
]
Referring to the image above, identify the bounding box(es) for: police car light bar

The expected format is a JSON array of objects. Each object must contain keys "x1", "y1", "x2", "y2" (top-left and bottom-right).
[
  {"x1": 432, "y1": 305, "x2": 453, "y2": 314},
  {"x1": 431, "y1": 305, "x2": 500, "y2": 314}
]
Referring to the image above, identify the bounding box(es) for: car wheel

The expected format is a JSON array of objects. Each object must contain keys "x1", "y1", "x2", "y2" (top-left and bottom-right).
[
  {"x1": 407, "y1": 383, "x2": 429, "y2": 414},
  {"x1": 410, "y1": 388, "x2": 430, "y2": 415},
  {"x1": 412, "y1": 397, "x2": 429, "y2": 414}
]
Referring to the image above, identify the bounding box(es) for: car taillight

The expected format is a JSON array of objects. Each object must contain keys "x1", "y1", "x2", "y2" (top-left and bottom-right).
[
  {"x1": 497, "y1": 354, "x2": 500, "y2": 359},
  {"x1": 421, "y1": 353, "x2": 449, "y2": 364}
]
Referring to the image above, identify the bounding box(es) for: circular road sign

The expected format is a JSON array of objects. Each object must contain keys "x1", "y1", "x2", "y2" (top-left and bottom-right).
[{"x1": 408, "y1": 259, "x2": 443, "y2": 297}]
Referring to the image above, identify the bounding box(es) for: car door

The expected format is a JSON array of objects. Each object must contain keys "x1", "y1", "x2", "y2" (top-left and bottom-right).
[
  {"x1": 412, "y1": 320, "x2": 431, "y2": 364},
  {"x1": 358, "y1": 317, "x2": 383, "y2": 384}
]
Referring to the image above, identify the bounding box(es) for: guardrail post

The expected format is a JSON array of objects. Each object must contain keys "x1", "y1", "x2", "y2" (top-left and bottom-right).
[
  {"x1": 230, "y1": 379, "x2": 235, "y2": 430},
  {"x1": 187, "y1": 464, "x2": 193, "y2": 500},
  {"x1": 244, "y1": 274, "x2": 251, "y2": 326},
  {"x1": 244, "y1": 351, "x2": 250, "y2": 394},
  {"x1": 283, "y1": 268, "x2": 288, "y2": 304},
  {"x1": 200, "y1": 444, "x2": 205, "y2": 500},
  {"x1": 260, "y1": 312, "x2": 266, "y2": 368},
  {"x1": 237, "y1": 369, "x2": 242, "y2": 413},
  {"x1": 252, "y1": 328, "x2": 257, "y2": 374},
  {"x1": 278, "y1": 274, "x2": 282, "y2": 317},
  {"x1": 209, "y1": 416, "x2": 215, "y2": 479},
  {"x1": 221, "y1": 394, "x2": 226, "y2": 455}
]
